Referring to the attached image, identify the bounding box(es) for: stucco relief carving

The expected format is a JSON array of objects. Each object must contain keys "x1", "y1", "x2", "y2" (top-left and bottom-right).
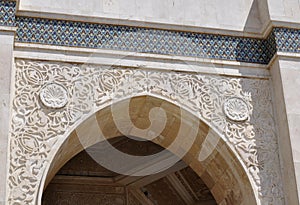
[
  {"x1": 223, "y1": 97, "x2": 249, "y2": 121},
  {"x1": 8, "y1": 60, "x2": 283, "y2": 204},
  {"x1": 39, "y1": 83, "x2": 68, "y2": 108}
]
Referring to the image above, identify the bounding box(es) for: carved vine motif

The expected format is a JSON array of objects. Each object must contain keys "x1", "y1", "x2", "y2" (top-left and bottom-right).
[{"x1": 9, "y1": 60, "x2": 283, "y2": 204}]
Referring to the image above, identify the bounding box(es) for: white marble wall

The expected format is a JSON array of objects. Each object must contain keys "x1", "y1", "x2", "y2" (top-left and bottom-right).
[
  {"x1": 268, "y1": 0, "x2": 300, "y2": 24},
  {"x1": 271, "y1": 57, "x2": 300, "y2": 205},
  {"x1": 18, "y1": 0, "x2": 264, "y2": 34},
  {"x1": 19, "y1": 0, "x2": 300, "y2": 35},
  {"x1": 0, "y1": 29, "x2": 15, "y2": 205}
]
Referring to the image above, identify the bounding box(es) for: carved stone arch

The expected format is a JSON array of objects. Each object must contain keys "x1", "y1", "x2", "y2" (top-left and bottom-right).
[
  {"x1": 39, "y1": 95, "x2": 257, "y2": 205},
  {"x1": 9, "y1": 59, "x2": 283, "y2": 204}
]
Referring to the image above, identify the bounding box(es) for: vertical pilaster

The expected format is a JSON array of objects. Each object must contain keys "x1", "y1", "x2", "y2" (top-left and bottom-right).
[
  {"x1": 0, "y1": 1, "x2": 17, "y2": 204},
  {"x1": 271, "y1": 57, "x2": 300, "y2": 205},
  {"x1": 0, "y1": 28, "x2": 15, "y2": 205}
]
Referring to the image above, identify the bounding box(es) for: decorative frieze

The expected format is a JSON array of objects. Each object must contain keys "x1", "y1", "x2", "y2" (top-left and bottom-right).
[
  {"x1": 14, "y1": 16, "x2": 272, "y2": 64},
  {"x1": 12, "y1": 16, "x2": 300, "y2": 64},
  {"x1": 273, "y1": 27, "x2": 300, "y2": 53},
  {"x1": 0, "y1": 0, "x2": 16, "y2": 27}
]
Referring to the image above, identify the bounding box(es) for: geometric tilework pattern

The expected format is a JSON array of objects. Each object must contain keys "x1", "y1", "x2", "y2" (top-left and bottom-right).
[
  {"x1": 1, "y1": 0, "x2": 300, "y2": 64},
  {"x1": 274, "y1": 27, "x2": 300, "y2": 53},
  {"x1": 0, "y1": 0, "x2": 16, "y2": 27},
  {"x1": 15, "y1": 16, "x2": 273, "y2": 64}
]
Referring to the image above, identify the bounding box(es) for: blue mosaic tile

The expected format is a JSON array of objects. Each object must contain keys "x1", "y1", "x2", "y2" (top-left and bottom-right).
[
  {"x1": 15, "y1": 17, "x2": 272, "y2": 64},
  {"x1": 265, "y1": 30, "x2": 277, "y2": 61},
  {"x1": 273, "y1": 28, "x2": 300, "y2": 53},
  {"x1": 0, "y1": 0, "x2": 297, "y2": 65},
  {"x1": 0, "y1": 0, "x2": 16, "y2": 27}
]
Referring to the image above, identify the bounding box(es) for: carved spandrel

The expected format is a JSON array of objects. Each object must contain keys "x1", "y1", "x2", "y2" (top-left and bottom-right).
[{"x1": 9, "y1": 60, "x2": 283, "y2": 204}]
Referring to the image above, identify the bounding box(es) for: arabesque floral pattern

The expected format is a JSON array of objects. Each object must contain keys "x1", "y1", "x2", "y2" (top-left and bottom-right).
[{"x1": 8, "y1": 60, "x2": 283, "y2": 204}]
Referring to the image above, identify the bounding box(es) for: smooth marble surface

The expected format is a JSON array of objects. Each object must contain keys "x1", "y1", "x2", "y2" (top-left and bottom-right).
[
  {"x1": 0, "y1": 30, "x2": 15, "y2": 205},
  {"x1": 18, "y1": 0, "x2": 265, "y2": 33}
]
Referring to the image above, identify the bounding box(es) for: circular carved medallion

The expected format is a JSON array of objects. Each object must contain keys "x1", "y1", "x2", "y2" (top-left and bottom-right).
[
  {"x1": 39, "y1": 83, "x2": 68, "y2": 108},
  {"x1": 223, "y1": 97, "x2": 249, "y2": 121}
]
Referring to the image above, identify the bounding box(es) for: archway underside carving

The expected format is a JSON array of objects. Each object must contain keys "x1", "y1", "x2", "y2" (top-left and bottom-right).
[{"x1": 8, "y1": 59, "x2": 283, "y2": 204}]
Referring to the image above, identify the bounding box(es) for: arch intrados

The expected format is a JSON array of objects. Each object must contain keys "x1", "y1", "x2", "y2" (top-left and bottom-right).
[{"x1": 39, "y1": 95, "x2": 257, "y2": 205}]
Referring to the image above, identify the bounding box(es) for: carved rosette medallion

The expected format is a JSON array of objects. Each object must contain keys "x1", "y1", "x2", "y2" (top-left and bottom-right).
[
  {"x1": 39, "y1": 83, "x2": 68, "y2": 108},
  {"x1": 223, "y1": 97, "x2": 249, "y2": 122}
]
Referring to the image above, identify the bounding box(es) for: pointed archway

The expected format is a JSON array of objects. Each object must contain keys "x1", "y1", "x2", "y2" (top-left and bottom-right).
[{"x1": 39, "y1": 95, "x2": 257, "y2": 205}]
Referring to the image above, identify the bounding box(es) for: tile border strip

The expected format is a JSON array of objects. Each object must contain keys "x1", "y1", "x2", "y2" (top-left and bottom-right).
[
  {"x1": 15, "y1": 16, "x2": 273, "y2": 64},
  {"x1": 0, "y1": 0, "x2": 16, "y2": 27},
  {"x1": 1, "y1": 0, "x2": 300, "y2": 65}
]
